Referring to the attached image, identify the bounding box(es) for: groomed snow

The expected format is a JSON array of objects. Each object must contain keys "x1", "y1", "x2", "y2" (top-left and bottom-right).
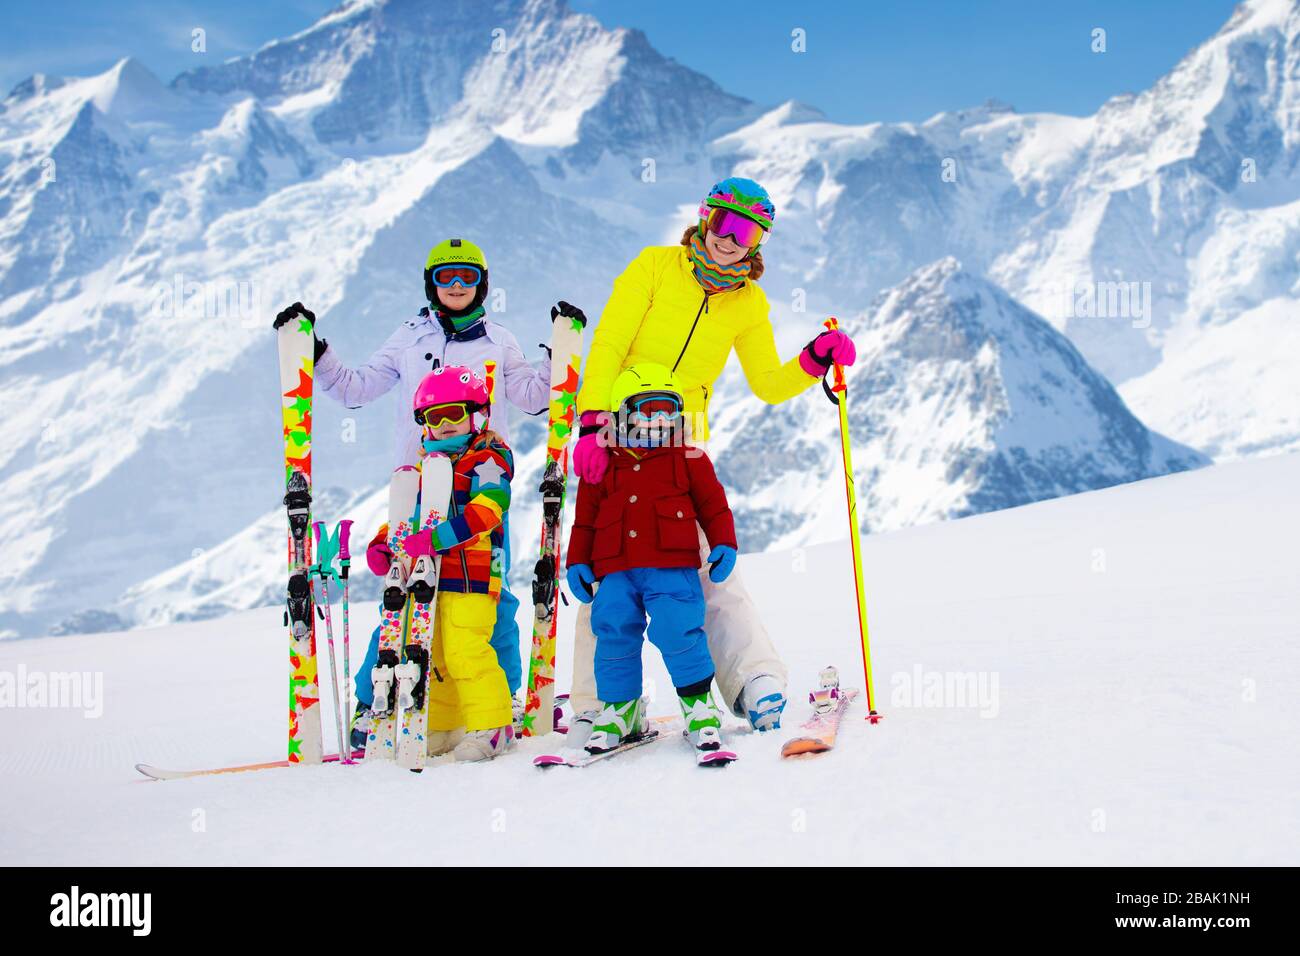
[{"x1": 1, "y1": 453, "x2": 1296, "y2": 865}]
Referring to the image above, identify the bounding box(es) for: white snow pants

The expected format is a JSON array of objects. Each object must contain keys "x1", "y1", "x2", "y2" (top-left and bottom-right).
[{"x1": 568, "y1": 526, "x2": 788, "y2": 716}]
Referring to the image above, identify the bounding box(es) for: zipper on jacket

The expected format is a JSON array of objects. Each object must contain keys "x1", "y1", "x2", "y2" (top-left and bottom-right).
[{"x1": 672, "y1": 294, "x2": 708, "y2": 372}]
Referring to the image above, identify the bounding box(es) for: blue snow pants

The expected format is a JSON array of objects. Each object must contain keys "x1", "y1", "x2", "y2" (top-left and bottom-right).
[
  {"x1": 353, "y1": 513, "x2": 521, "y2": 707},
  {"x1": 590, "y1": 566, "x2": 714, "y2": 703}
]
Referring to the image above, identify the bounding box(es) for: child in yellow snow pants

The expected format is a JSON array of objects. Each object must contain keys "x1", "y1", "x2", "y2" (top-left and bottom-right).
[
  {"x1": 427, "y1": 592, "x2": 513, "y2": 740},
  {"x1": 398, "y1": 363, "x2": 518, "y2": 762}
]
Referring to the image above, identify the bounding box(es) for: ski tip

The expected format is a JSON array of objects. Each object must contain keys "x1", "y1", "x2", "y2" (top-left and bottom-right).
[
  {"x1": 697, "y1": 751, "x2": 739, "y2": 767},
  {"x1": 533, "y1": 754, "x2": 567, "y2": 768},
  {"x1": 780, "y1": 740, "x2": 830, "y2": 758}
]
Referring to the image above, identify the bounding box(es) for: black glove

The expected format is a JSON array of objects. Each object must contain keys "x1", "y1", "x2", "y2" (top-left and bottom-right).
[
  {"x1": 275, "y1": 302, "x2": 327, "y2": 361},
  {"x1": 550, "y1": 300, "x2": 587, "y2": 329},
  {"x1": 273, "y1": 302, "x2": 316, "y2": 330}
]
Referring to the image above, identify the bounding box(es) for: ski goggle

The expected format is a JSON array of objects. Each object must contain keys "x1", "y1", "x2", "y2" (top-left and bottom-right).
[
  {"x1": 416, "y1": 402, "x2": 472, "y2": 427},
  {"x1": 625, "y1": 393, "x2": 683, "y2": 420},
  {"x1": 430, "y1": 265, "x2": 482, "y2": 288},
  {"x1": 704, "y1": 208, "x2": 769, "y2": 249}
]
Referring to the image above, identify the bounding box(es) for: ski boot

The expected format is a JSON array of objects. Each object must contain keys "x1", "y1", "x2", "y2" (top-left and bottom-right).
[
  {"x1": 349, "y1": 702, "x2": 371, "y2": 752},
  {"x1": 553, "y1": 693, "x2": 571, "y2": 733},
  {"x1": 511, "y1": 694, "x2": 525, "y2": 739},
  {"x1": 680, "y1": 690, "x2": 725, "y2": 754},
  {"x1": 810, "y1": 665, "x2": 841, "y2": 714},
  {"x1": 426, "y1": 728, "x2": 465, "y2": 758},
  {"x1": 585, "y1": 698, "x2": 648, "y2": 754},
  {"x1": 453, "y1": 725, "x2": 515, "y2": 763},
  {"x1": 564, "y1": 705, "x2": 601, "y2": 751},
  {"x1": 738, "y1": 673, "x2": 787, "y2": 731}
]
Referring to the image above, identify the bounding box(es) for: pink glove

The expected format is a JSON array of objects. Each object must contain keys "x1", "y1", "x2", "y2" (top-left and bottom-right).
[
  {"x1": 365, "y1": 535, "x2": 393, "y2": 577},
  {"x1": 573, "y1": 410, "x2": 611, "y2": 483},
  {"x1": 799, "y1": 329, "x2": 857, "y2": 376},
  {"x1": 402, "y1": 529, "x2": 435, "y2": 559}
]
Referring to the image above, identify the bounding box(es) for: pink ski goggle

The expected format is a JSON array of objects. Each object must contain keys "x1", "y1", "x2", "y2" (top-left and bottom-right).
[{"x1": 704, "y1": 208, "x2": 769, "y2": 249}]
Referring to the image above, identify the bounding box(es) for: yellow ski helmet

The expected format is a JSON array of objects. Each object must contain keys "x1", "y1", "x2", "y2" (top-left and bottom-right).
[
  {"x1": 609, "y1": 363, "x2": 683, "y2": 411},
  {"x1": 423, "y1": 238, "x2": 489, "y2": 308}
]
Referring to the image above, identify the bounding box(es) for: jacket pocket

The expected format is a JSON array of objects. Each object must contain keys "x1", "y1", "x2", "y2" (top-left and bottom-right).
[
  {"x1": 654, "y1": 496, "x2": 699, "y2": 552},
  {"x1": 590, "y1": 503, "x2": 623, "y2": 562}
]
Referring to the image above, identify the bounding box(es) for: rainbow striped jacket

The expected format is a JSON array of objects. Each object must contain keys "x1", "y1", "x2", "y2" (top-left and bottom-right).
[{"x1": 424, "y1": 431, "x2": 514, "y2": 597}]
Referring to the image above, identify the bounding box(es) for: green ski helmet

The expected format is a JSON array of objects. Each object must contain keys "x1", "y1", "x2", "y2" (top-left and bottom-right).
[{"x1": 423, "y1": 238, "x2": 490, "y2": 312}]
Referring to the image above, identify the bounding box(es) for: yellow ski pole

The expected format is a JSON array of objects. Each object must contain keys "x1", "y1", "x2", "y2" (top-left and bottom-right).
[{"x1": 822, "y1": 317, "x2": 880, "y2": 722}]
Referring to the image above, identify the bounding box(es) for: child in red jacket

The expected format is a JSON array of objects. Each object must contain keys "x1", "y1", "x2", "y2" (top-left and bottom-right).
[{"x1": 566, "y1": 363, "x2": 738, "y2": 757}]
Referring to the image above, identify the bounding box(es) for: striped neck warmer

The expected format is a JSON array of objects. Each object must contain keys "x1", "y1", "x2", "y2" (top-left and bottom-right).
[
  {"x1": 688, "y1": 232, "x2": 751, "y2": 294},
  {"x1": 434, "y1": 305, "x2": 486, "y2": 333}
]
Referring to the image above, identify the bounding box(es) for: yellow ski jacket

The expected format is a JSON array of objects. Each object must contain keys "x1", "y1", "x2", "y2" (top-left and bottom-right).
[{"x1": 576, "y1": 245, "x2": 817, "y2": 440}]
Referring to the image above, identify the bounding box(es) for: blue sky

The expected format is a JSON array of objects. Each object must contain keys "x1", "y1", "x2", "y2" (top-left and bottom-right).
[{"x1": 1, "y1": 0, "x2": 1240, "y2": 121}]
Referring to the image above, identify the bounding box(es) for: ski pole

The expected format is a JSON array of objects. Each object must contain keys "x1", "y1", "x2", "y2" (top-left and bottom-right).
[
  {"x1": 337, "y1": 519, "x2": 354, "y2": 763},
  {"x1": 821, "y1": 317, "x2": 880, "y2": 723},
  {"x1": 312, "y1": 521, "x2": 349, "y2": 759}
]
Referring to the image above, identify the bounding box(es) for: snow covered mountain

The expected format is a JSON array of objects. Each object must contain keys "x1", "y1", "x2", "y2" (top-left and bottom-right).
[
  {"x1": 709, "y1": 259, "x2": 1207, "y2": 549},
  {"x1": 0, "y1": 0, "x2": 1291, "y2": 636},
  {"x1": 0, "y1": 0, "x2": 753, "y2": 638},
  {"x1": 720, "y1": 0, "x2": 1300, "y2": 457}
]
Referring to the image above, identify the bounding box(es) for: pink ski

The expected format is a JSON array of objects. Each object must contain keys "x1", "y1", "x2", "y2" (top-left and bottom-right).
[
  {"x1": 135, "y1": 749, "x2": 365, "y2": 781},
  {"x1": 781, "y1": 670, "x2": 859, "y2": 758}
]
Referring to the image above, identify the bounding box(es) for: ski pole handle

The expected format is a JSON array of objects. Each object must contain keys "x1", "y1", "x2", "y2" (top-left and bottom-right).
[
  {"x1": 822, "y1": 317, "x2": 847, "y2": 393},
  {"x1": 820, "y1": 317, "x2": 847, "y2": 404},
  {"x1": 337, "y1": 519, "x2": 353, "y2": 580}
]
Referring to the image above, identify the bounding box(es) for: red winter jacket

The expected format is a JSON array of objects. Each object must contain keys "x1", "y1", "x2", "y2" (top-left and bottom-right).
[{"x1": 566, "y1": 444, "x2": 737, "y2": 577}]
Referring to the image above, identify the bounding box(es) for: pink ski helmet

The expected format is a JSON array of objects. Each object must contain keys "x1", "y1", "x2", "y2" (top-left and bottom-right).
[{"x1": 412, "y1": 364, "x2": 491, "y2": 427}]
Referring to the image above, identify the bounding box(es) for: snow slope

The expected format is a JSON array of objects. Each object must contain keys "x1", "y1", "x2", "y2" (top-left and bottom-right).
[{"x1": 2, "y1": 452, "x2": 1296, "y2": 865}]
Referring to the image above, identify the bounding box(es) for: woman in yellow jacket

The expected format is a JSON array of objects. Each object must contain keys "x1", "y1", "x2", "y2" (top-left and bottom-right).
[{"x1": 568, "y1": 177, "x2": 858, "y2": 738}]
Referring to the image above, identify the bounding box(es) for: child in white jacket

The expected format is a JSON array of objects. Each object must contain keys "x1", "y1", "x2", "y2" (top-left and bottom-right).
[{"x1": 272, "y1": 237, "x2": 587, "y2": 729}]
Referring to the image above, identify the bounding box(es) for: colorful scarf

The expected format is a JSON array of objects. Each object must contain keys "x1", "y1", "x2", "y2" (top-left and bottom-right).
[
  {"x1": 422, "y1": 433, "x2": 473, "y2": 456},
  {"x1": 688, "y1": 232, "x2": 751, "y2": 294},
  {"x1": 434, "y1": 305, "x2": 486, "y2": 333}
]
